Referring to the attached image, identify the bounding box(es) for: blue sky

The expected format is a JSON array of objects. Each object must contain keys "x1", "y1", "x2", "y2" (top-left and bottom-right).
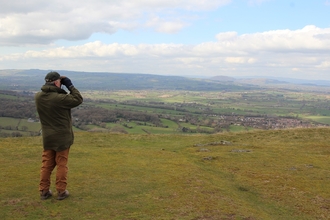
[
  {"x1": 101, "y1": 1, "x2": 329, "y2": 44},
  {"x1": 0, "y1": 0, "x2": 330, "y2": 80}
]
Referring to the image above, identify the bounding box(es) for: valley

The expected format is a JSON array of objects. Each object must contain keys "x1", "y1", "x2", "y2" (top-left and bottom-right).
[{"x1": 1, "y1": 87, "x2": 329, "y2": 137}]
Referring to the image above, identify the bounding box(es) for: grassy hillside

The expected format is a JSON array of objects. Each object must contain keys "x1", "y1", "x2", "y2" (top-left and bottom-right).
[{"x1": 1, "y1": 128, "x2": 330, "y2": 219}]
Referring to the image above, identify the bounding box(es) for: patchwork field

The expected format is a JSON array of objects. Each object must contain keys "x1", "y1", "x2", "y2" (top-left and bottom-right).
[{"x1": 2, "y1": 88, "x2": 330, "y2": 137}]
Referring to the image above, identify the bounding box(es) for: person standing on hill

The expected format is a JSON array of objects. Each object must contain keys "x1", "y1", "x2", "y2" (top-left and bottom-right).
[{"x1": 35, "y1": 71, "x2": 83, "y2": 200}]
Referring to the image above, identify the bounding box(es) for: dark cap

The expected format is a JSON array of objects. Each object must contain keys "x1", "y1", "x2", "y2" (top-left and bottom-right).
[{"x1": 45, "y1": 71, "x2": 60, "y2": 82}]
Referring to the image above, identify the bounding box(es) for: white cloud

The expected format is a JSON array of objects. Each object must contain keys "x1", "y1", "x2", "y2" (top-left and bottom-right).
[
  {"x1": 246, "y1": 0, "x2": 271, "y2": 6},
  {"x1": 224, "y1": 57, "x2": 257, "y2": 64},
  {"x1": 124, "y1": 0, "x2": 231, "y2": 11},
  {"x1": 216, "y1": 32, "x2": 238, "y2": 41},
  {"x1": 225, "y1": 57, "x2": 246, "y2": 64},
  {"x1": 317, "y1": 61, "x2": 330, "y2": 69},
  {"x1": 146, "y1": 16, "x2": 187, "y2": 33},
  {"x1": 0, "y1": 0, "x2": 231, "y2": 46},
  {"x1": 215, "y1": 26, "x2": 330, "y2": 53},
  {"x1": 1, "y1": 26, "x2": 329, "y2": 79}
]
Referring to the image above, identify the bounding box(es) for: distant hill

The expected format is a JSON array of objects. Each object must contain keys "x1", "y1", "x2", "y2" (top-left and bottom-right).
[
  {"x1": 234, "y1": 76, "x2": 330, "y2": 87},
  {"x1": 0, "y1": 69, "x2": 256, "y2": 91},
  {"x1": 235, "y1": 78, "x2": 290, "y2": 85},
  {"x1": 209, "y1": 75, "x2": 330, "y2": 89},
  {"x1": 209, "y1": 75, "x2": 236, "y2": 82},
  {"x1": 1, "y1": 69, "x2": 330, "y2": 92}
]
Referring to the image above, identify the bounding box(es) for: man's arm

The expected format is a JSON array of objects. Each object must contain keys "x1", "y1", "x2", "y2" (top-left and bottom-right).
[{"x1": 60, "y1": 76, "x2": 83, "y2": 108}]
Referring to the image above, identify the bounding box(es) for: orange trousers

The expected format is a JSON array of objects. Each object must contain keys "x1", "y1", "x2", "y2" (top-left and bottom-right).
[{"x1": 39, "y1": 148, "x2": 70, "y2": 194}]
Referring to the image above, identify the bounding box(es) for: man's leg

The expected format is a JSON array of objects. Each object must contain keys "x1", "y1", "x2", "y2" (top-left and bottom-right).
[
  {"x1": 39, "y1": 150, "x2": 56, "y2": 198},
  {"x1": 55, "y1": 148, "x2": 70, "y2": 194}
]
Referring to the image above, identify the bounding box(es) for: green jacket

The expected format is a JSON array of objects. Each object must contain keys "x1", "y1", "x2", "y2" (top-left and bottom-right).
[{"x1": 35, "y1": 85, "x2": 83, "y2": 151}]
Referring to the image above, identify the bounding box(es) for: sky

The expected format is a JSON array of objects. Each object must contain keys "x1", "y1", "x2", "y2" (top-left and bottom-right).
[{"x1": 0, "y1": 0, "x2": 330, "y2": 80}]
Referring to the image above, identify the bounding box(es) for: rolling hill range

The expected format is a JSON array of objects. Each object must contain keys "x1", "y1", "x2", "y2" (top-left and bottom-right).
[
  {"x1": 0, "y1": 69, "x2": 256, "y2": 91},
  {"x1": 2, "y1": 69, "x2": 330, "y2": 92},
  {"x1": 1, "y1": 128, "x2": 330, "y2": 219}
]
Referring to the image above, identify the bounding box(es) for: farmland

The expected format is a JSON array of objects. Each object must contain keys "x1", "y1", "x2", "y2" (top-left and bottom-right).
[{"x1": 1, "y1": 87, "x2": 330, "y2": 137}]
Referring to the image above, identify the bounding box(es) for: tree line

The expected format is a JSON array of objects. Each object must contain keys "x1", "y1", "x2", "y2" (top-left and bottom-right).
[
  {"x1": 72, "y1": 106, "x2": 161, "y2": 129},
  {"x1": 0, "y1": 98, "x2": 36, "y2": 118}
]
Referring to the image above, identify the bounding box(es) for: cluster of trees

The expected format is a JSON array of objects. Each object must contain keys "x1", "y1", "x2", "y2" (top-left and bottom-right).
[
  {"x1": 0, "y1": 131, "x2": 24, "y2": 138},
  {"x1": 0, "y1": 98, "x2": 36, "y2": 118},
  {"x1": 72, "y1": 106, "x2": 161, "y2": 129},
  {"x1": 0, "y1": 91, "x2": 43, "y2": 137},
  {"x1": 120, "y1": 100, "x2": 189, "y2": 112},
  {"x1": 0, "y1": 124, "x2": 40, "y2": 137}
]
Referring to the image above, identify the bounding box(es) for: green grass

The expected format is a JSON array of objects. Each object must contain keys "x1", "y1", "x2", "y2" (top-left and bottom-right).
[
  {"x1": 229, "y1": 125, "x2": 250, "y2": 132},
  {"x1": 17, "y1": 119, "x2": 40, "y2": 132},
  {"x1": 304, "y1": 116, "x2": 330, "y2": 125},
  {"x1": 179, "y1": 122, "x2": 213, "y2": 131},
  {"x1": 123, "y1": 122, "x2": 177, "y2": 134},
  {"x1": 0, "y1": 117, "x2": 41, "y2": 136},
  {"x1": 139, "y1": 126, "x2": 177, "y2": 134},
  {"x1": 1, "y1": 128, "x2": 330, "y2": 219},
  {"x1": 160, "y1": 118, "x2": 178, "y2": 128},
  {"x1": 0, "y1": 94, "x2": 25, "y2": 100},
  {"x1": 0, "y1": 117, "x2": 20, "y2": 127}
]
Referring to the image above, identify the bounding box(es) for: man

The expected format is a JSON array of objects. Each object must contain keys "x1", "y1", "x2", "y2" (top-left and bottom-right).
[{"x1": 35, "y1": 71, "x2": 83, "y2": 200}]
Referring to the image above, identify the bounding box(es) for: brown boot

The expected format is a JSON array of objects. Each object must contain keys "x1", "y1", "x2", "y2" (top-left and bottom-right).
[
  {"x1": 57, "y1": 190, "x2": 69, "y2": 200},
  {"x1": 40, "y1": 190, "x2": 52, "y2": 200}
]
